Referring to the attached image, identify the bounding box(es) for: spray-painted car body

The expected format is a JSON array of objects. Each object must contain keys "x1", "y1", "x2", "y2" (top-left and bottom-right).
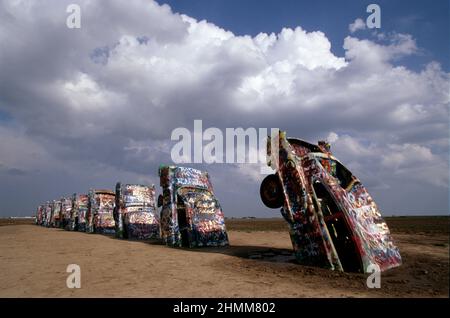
[
  {"x1": 114, "y1": 183, "x2": 160, "y2": 240},
  {"x1": 61, "y1": 196, "x2": 73, "y2": 230},
  {"x1": 72, "y1": 194, "x2": 89, "y2": 232},
  {"x1": 86, "y1": 189, "x2": 115, "y2": 234},
  {"x1": 158, "y1": 166, "x2": 229, "y2": 248},
  {"x1": 35, "y1": 205, "x2": 44, "y2": 225},
  {"x1": 261, "y1": 131, "x2": 401, "y2": 273},
  {"x1": 68, "y1": 194, "x2": 87, "y2": 231},
  {"x1": 43, "y1": 202, "x2": 52, "y2": 227},
  {"x1": 49, "y1": 200, "x2": 62, "y2": 228}
]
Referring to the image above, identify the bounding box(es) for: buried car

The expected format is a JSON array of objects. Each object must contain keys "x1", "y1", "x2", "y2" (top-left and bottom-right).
[
  {"x1": 86, "y1": 189, "x2": 116, "y2": 234},
  {"x1": 43, "y1": 201, "x2": 52, "y2": 227},
  {"x1": 61, "y1": 196, "x2": 73, "y2": 230},
  {"x1": 260, "y1": 131, "x2": 401, "y2": 273},
  {"x1": 114, "y1": 183, "x2": 160, "y2": 240},
  {"x1": 35, "y1": 204, "x2": 44, "y2": 226},
  {"x1": 70, "y1": 194, "x2": 89, "y2": 232},
  {"x1": 49, "y1": 200, "x2": 62, "y2": 228},
  {"x1": 158, "y1": 165, "x2": 229, "y2": 248}
]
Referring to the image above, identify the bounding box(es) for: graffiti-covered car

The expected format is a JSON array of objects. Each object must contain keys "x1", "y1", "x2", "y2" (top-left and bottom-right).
[
  {"x1": 114, "y1": 183, "x2": 160, "y2": 240},
  {"x1": 61, "y1": 196, "x2": 73, "y2": 230},
  {"x1": 73, "y1": 194, "x2": 89, "y2": 232},
  {"x1": 158, "y1": 165, "x2": 229, "y2": 248},
  {"x1": 49, "y1": 200, "x2": 62, "y2": 228},
  {"x1": 35, "y1": 204, "x2": 44, "y2": 225},
  {"x1": 86, "y1": 189, "x2": 115, "y2": 234},
  {"x1": 260, "y1": 131, "x2": 401, "y2": 273},
  {"x1": 43, "y1": 202, "x2": 52, "y2": 227}
]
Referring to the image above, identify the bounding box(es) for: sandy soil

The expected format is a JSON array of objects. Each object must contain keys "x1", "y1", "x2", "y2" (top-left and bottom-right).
[{"x1": 0, "y1": 224, "x2": 448, "y2": 298}]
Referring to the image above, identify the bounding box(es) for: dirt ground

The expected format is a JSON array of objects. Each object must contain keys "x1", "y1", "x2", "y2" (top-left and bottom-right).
[{"x1": 0, "y1": 218, "x2": 448, "y2": 298}]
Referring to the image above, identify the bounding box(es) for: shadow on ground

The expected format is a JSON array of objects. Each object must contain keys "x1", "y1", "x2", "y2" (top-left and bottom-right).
[{"x1": 99, "y1": 232, "x2": 298, "y2": 264}]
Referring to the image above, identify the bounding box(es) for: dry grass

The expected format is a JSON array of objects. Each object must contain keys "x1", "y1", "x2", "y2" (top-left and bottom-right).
[
  {"x1": 0, "y1": 218, "x2": 35, "y2": 226},
  {"x1": 383, "y1": 216, "x2": 449, "y2": 235},
  {"x1": 225, "y1": 216, "x2": 449, "y2": 235},
  {"x1": 2, "y1": 215, "x2": 449, "y2": 235}
]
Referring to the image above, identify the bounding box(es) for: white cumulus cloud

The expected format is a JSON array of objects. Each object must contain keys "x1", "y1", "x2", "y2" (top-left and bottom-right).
[
  {"x1": 0, "y1": 0, "x2": 448, "y2": 216},
  {"x1": 349, "y1": 18, "x2": 366, "y2": 33}
]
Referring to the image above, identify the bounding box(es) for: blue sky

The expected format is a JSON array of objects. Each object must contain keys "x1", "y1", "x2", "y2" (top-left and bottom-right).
[
  {"x1": 0, "y1": 0, "x2": 448, "y2": 216},
  {"x1": 2, "y1": 1, "x2": 447, "y2": 124},
  {"x1": 160, "y1": 0, "x2": 449, "y2": 71}
]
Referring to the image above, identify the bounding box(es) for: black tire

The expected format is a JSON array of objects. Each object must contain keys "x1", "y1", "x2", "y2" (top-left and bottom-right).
[{"x1": 260, "y1": 174, "x2": 284, "y2": 209}]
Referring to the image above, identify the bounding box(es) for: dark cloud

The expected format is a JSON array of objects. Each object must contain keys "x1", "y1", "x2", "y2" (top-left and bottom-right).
[{"x1": 0, "y1": 0, "x2": 448, "y2": 217}]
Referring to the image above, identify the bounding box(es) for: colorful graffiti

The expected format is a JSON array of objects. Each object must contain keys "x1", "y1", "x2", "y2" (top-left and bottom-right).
[
  {"x1": 49, "y1": 200, "x2": 62, "y2": 228},
  {"x1": 263, "y1": 131, "x2": 402, "y2": 273},
  {"x1": 68, "y1": 194, "x2": 88, "y2": 232},
  {"x1": 44, "y1": 202, "x2": 52, "y2": 227},
  {"x1": 61, "y1": 197, "x2": 73, "y2": 230},
  {"x1": 86, "y1": 190, "x2": 115, "y2": 234},
  {"x1": 35, "y1": 205, "x2": 44, "y2": 225},
  {"x1": 114, "y1": 183, "x2": 160, "y2": 240},
  {"x1": 159, "y1": 165, "x2": 229, "y2": 248}
]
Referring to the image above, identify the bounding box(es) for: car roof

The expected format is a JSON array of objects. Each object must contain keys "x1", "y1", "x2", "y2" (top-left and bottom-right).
[
  {"x1": 94, "y1": 189, "x2": 115, "y2": 195},
  {"x1": 287, "y1": 137, "x2": 324, "y2": 153}
]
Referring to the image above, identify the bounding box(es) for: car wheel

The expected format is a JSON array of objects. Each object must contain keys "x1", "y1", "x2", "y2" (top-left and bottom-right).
[{"x1": 260, "y1": 174, "x2": 284, "y2": 209}]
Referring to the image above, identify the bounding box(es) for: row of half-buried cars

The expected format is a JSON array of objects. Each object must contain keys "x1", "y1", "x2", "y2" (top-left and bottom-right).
[
  {"x1": 34, "y1": 131, "x2": 402, "y2": 273},
  {"x1": 35, "y1": 165, "x2": 229, "y2": 248}
]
